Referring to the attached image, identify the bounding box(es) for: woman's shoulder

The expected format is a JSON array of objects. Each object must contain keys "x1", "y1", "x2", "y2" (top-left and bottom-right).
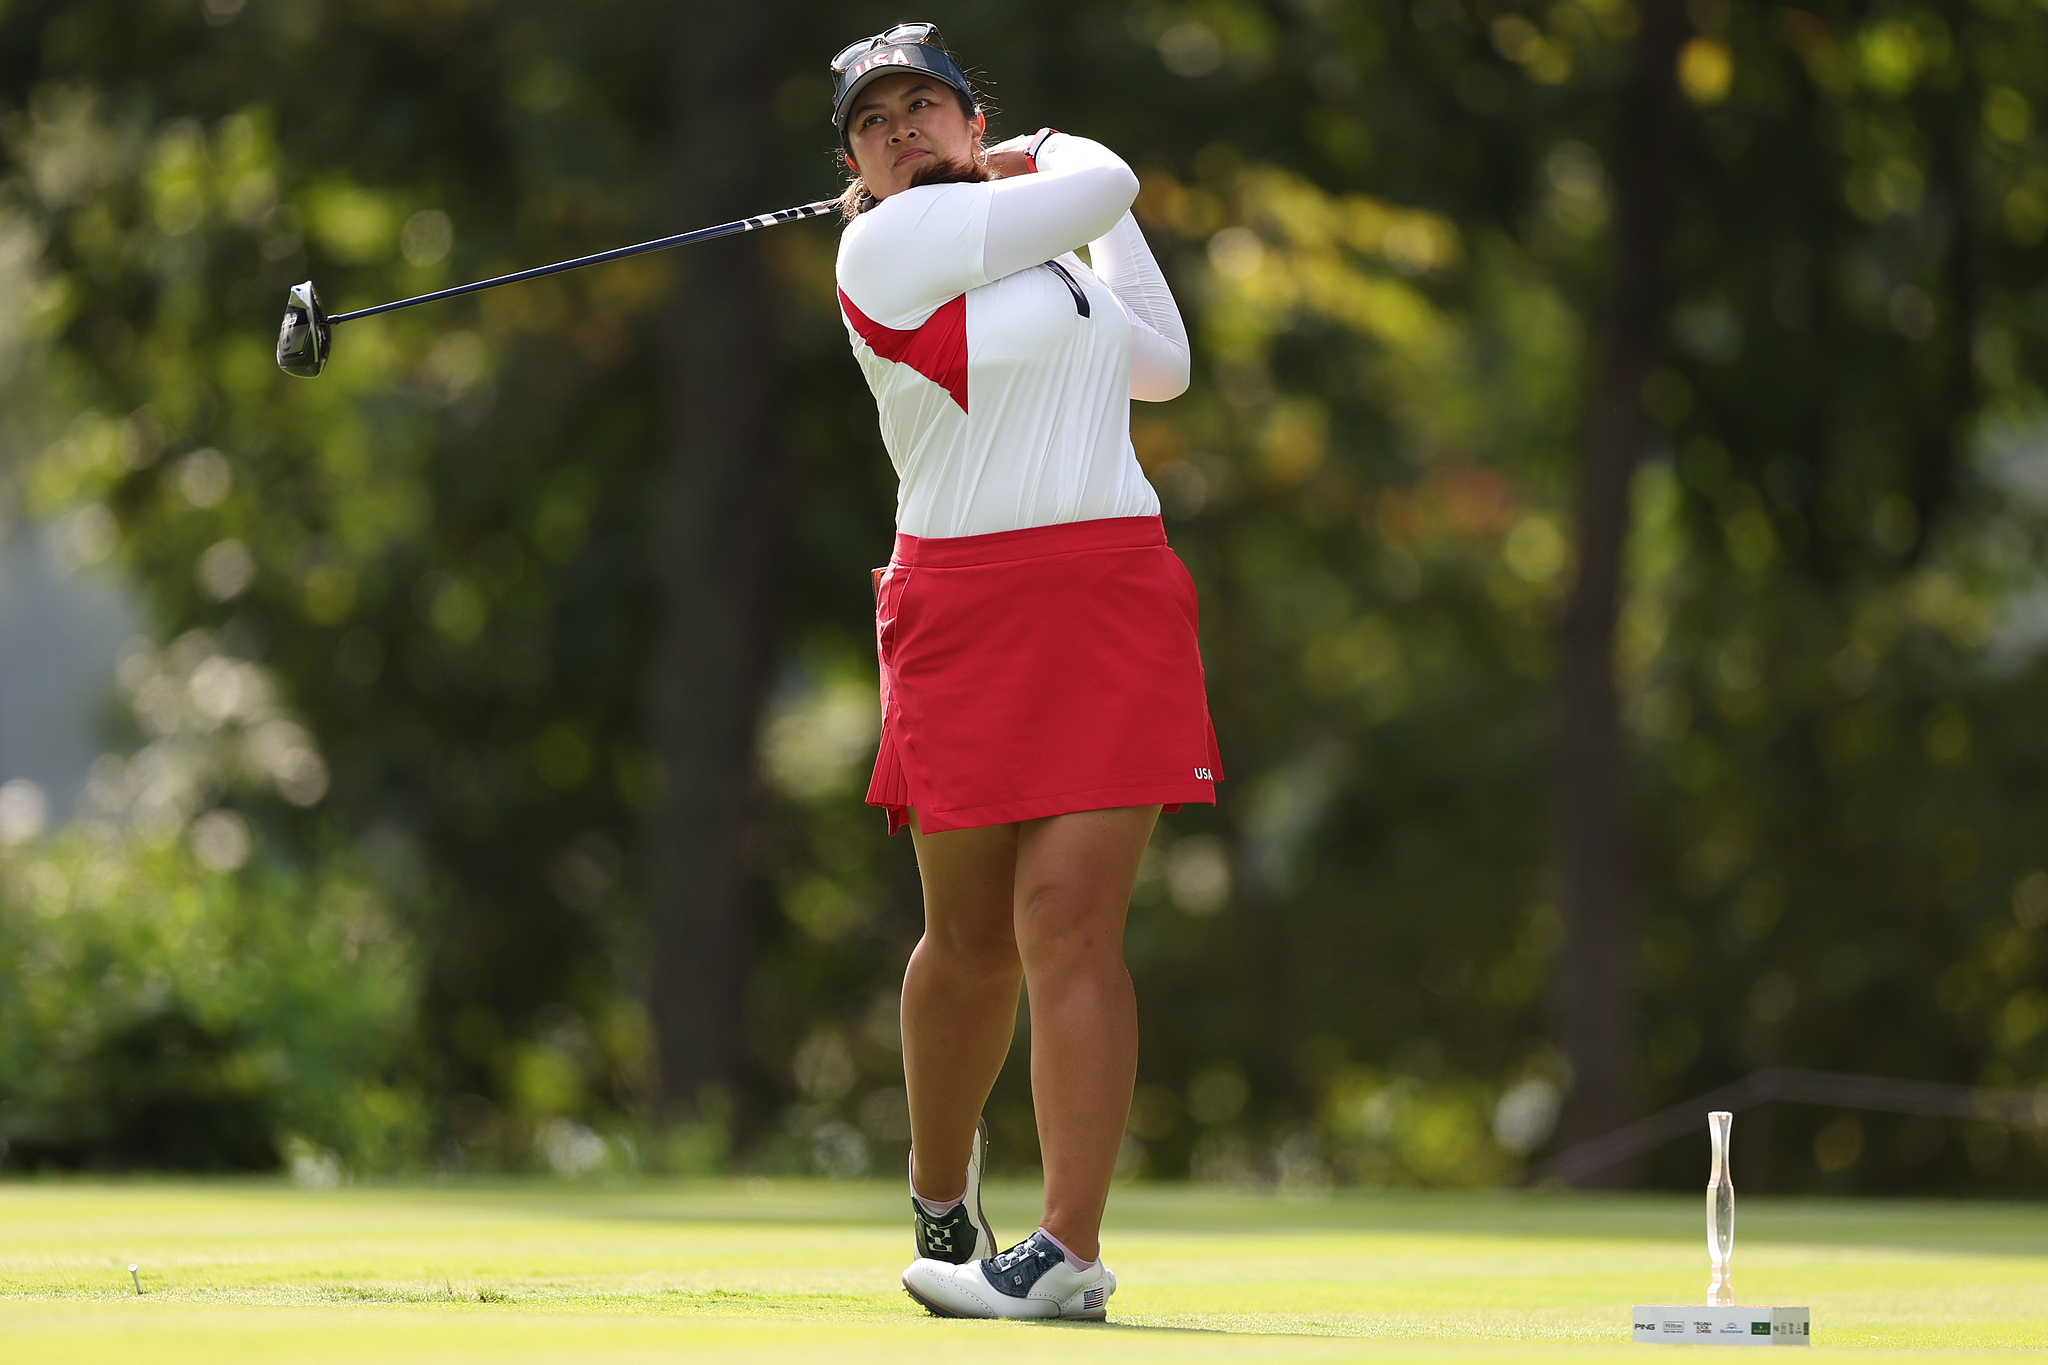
[
  {"x1": 836, "y1": 183, "x2": 992, "y2": 279},
  {"x1": 843, "y1": 183, "x2": 988, "y2": 238}
]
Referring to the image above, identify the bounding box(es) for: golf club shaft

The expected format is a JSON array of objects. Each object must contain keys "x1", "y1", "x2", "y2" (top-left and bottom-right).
[{"x1": 326, "y1": 199, "x2": 840, "y2": 325}]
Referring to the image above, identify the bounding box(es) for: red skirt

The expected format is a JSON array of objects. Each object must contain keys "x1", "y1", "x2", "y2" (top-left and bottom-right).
[{"x1": 867, "y1": 515, "x2": 1223, "y2": 835}]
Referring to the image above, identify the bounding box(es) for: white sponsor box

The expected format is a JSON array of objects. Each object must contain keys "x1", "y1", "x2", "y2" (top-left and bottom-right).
[{"x1": 1631, "y1": 1306, "x2": 1810, "y2": 1345}]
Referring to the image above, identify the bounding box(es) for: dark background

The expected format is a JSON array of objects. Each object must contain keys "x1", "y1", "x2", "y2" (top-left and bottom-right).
[{"x1": 0, "y1": 0, "x2": 2044, "y2": 1194}]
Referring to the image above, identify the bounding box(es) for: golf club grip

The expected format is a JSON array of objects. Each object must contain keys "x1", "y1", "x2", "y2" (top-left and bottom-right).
[{"x1": 325, "y1": 200, "x2": 840, "y2": 325}]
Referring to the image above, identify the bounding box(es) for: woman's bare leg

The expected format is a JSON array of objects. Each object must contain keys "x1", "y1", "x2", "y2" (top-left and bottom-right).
[
  {"x1": 901, "y1": 812, "x2": 1024, "y2": 1202},
  {"x1": 1013, "y1": 805, "x2": 1159, "y2": 1262}
]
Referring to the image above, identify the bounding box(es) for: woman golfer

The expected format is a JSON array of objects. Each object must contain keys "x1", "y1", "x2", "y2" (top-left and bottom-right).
[{"x1": 829, "y1": 24, "x2": 1221, "y2": 1321}]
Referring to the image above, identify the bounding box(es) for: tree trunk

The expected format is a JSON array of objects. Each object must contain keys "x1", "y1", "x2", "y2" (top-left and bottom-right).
[
  {"x1": 1910, "y1": 110, "x2": 1981, "y2": 557},
  {"x1": 1547, "y1": 0, "x2": 1686, "y2": 1183},
  {"x1": 645, "y1": 0, "x2": 789, "y2": 1128}
]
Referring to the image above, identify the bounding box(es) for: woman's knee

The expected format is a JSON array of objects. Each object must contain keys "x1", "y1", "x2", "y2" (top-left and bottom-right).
[
  {"x1": 910, "y1": 818, "x2": 1023, "y2": 977},
  {"x1": 1013, "y1": 881, "x2": 1126, "y2": 968},
  {"x1": 918, "y1": 918, "x2": 1021, "y2": 977}
]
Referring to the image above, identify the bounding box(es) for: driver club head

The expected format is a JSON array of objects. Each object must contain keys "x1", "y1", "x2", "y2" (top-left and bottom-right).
[{"x1": 276, "y1": 280, "x2": 330, "y2": 377}]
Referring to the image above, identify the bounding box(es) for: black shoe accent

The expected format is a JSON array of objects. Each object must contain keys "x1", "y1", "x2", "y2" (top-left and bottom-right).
[
  {"x1": 979, "y1": 1231, "x2": 1065, "y2": 1299},
  {"x1": 911, "y1": 1196, "x2": 982, "y2": 1265}
]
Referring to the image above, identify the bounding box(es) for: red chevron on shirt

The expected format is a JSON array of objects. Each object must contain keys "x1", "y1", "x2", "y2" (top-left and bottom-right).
[{"x1": 838, "y1": 288, "x2": 969, "y2": 414}]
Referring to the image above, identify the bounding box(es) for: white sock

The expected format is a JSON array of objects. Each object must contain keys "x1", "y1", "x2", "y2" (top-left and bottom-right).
[
  {"x1": 908, "y1": 1154, "x2": 964, "y2": 1217},
  {"x1": 1035, "y1": 1226, "x2": 1098, "y2": 1271}
]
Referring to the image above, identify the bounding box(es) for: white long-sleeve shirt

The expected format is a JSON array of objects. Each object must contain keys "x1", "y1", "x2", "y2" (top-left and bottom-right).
[{"x1": 835, "y1": 133, "x2": 1190, "y2": 539}]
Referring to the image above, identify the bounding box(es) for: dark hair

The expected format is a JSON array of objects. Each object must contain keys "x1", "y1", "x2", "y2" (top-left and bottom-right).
[{"x1": 836, "y1": 87, "x2": 981, "y2": 221}]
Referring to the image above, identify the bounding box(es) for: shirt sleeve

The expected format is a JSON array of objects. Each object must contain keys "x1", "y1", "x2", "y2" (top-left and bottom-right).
[
  {"x1": 981, "y1": 134, "x2": 1142, "y2": 283},
  {"x1": 835, "y1": 184, "x2": 992, "y2": 329},
  {"x1": 833, "y1": 134, "x2": 1143, "y2": 329},
  {"x1": 1088, "y1": 211, "x2": 1190, "y2": 402}
]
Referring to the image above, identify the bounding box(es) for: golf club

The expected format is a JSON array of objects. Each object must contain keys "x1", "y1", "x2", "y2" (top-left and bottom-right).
[{"x1": 276, "y1": 199, "x2": 839, "y2": 377}]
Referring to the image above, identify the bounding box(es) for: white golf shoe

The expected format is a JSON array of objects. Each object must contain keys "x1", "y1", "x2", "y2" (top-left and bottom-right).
[
  {"x1": 908, "y1": 1118, "x2": 997, "y2": 1265},
  {"x1": 902, "y1": 1229, "x2": 1115, "y2": 1321}
]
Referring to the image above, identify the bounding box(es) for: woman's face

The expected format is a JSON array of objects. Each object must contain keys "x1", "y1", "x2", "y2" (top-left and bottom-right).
[{"x1": 845, "y1": 73, "x2": 983, "y2": 201}]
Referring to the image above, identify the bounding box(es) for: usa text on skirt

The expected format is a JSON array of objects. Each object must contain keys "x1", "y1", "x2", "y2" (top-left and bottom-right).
[{"x1": 867, "y1": 515, "x2": 1223, "y2": 835}]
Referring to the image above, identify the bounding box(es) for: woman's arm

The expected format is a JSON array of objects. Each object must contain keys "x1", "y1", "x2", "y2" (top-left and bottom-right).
[
  {"x1": 981, "y1": 133, "x2": 1140, "y2": 282},
  {"x1": 836, "y1": 185, "x2": 992, "y2": 328},
  {"x1": 835, "y1": 133, "x2": 1144, "y2": 329},
  {"x1": 1089, "y1": 211, "x2": 1190, "y2": 401}
]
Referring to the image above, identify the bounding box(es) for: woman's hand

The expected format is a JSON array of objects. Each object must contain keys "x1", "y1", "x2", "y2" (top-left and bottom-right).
[{"x1": 983, "y1": 133, "x2": 1040, "y2": 179}]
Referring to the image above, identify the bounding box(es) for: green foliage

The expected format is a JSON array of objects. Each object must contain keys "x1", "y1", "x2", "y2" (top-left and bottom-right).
[
  {"x1": 0, "y1": 827, "x2": 425, "y2": 1172},
  {"x1": 1, "y1": 0, "x2": 2045, "y2": 1195},
  {"x1": 0, "y1": 0, "x2": 668, "y2": 1151}
]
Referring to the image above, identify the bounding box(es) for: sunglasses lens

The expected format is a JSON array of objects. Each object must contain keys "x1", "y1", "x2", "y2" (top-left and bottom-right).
[
  {"x1": 830, "y1": 38, "x2": 874, "y2": 71},
  {"x1": 830, "y1": 24, "x2": 935, "y2": 73}
]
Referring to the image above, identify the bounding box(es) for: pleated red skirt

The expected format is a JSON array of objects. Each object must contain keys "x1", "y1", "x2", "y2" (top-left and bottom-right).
[{"x1": 867, "y1": 515, "x2": 1223, "y2": 835}]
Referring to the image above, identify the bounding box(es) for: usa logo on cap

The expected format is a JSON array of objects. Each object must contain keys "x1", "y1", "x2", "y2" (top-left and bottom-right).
[{"x1": 846, "y1": 47, "x2": 914, "y2": 81}]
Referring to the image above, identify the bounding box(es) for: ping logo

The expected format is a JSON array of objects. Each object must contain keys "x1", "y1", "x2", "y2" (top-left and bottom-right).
[
  {"x1": 1193, "y1": 767, "x2": 1214, "y2": 780},
  {"x1": 846, "y1": 47, "x2": 914, "y2": 80}
]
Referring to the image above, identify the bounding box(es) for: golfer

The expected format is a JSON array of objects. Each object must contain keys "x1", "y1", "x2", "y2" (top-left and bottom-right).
[{"x1": 829, "y1": 24, "x2": 1221, "y2": 1321}]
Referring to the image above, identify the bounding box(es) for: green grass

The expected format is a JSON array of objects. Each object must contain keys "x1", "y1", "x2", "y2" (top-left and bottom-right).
[{"x1": 2, "y1": 1178, "x2": 2043, "y2": 1361}]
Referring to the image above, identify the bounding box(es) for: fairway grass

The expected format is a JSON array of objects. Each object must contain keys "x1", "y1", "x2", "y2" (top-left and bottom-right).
[{"x1": 2, "y1": 1180, "x2": 2043, "y2": 1362}]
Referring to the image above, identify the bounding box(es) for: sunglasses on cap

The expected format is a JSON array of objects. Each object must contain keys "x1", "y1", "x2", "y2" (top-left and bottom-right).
[{"x1": 830, "y1": 22, "x2": 939, "y2": 72}]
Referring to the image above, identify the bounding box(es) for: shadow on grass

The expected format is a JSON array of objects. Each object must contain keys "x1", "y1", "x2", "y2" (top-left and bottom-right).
[
  {"x1": 10, "y1": 1176, "x2": 2043, "y2": 1260},
  {"x1": 1044, "y1": 1319, "x2": 1253, "y2": 1337},
  {"x1": 466, "y1": 1181, "x2": 2048, "y2": 1258}
]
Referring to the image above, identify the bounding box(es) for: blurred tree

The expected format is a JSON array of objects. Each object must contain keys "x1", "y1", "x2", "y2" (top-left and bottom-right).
[
  {"x1": 646, "y1": 0, "x2": 792, "y2": 1129},
  {"x1": 0, "y1": 0, "x2": 680, "y2": 1164},
  {"x1": 1549, "y1": 0, "x2": 1685, "y2": 1181},
  {"x1": 0, "y1": 0, "x2": 2043, "y2": 1195}
]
